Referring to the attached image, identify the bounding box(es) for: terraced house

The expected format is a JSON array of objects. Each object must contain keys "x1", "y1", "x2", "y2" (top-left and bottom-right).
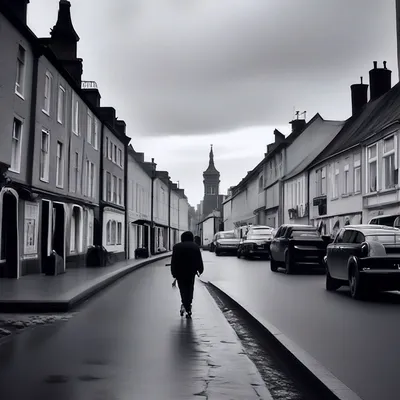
[{"x1": 308, "y1": 62, "x2": 396, "y2": 235}]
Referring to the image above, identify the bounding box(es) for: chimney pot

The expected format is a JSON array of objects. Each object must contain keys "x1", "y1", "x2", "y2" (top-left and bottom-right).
[
  {"x1": 369, "y1": 61, "x2": 392, "y2": 101},
  {"x1": 373, "y1": 61, "x2": 378, "y2": 69},
  {"x1": 360, "y1": 76, "x2": 363, "y2": 84},
  {"x1": 351, "y1": 78, "x2": 368, "y2": 115},
  {"x1": 151, "y1": 158, "x2": 154, "y2": 163}
]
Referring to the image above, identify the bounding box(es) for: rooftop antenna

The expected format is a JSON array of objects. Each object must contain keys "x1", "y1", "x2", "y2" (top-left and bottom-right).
[{"x1": 300, "y1": 111, "x2": 307, "y2": 120}]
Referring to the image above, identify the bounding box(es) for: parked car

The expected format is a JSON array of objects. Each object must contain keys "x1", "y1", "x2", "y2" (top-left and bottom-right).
[
  {"x1": 325, "y1": 225, "x2": 400, "y2": 299},
  {"x1": 212, "y1": 230, "x2": 240, "y2": 256},
  {"x1": 237, "y1": 225, "x2": 274, "y2": 259},
  {"x1": 369, "y1": 214, "x2": 400, "y2": 228},
  {"x1": 270, "y1": 224, "x2": 329, "y2": 274}
]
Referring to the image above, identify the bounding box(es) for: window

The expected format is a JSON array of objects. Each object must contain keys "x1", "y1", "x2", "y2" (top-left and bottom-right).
[
  {"x1": 367, "y1": 144, "x2": 377, "y2": 192},
  {"x1": 70, "y1": 207, "x2": 80, "y2": 253},
  {"x1": 87, "y1": 111, "x2": 93, "y2": 144},
  {"x1": 316, "y1": 167, "x2": 326, "y2": 196},
  {"x1": 118, "y1": 148, "x2": 122, "y2": 167},
  {"x1": 87, "y1": 210, "x2": 94, "y2": 247},
  {"x1": 56, "y1": 141, "x2": 64, "y2": 188},
  {"x1": 111, "y1": 221, "x2": 117, "y2": 244},
  {"x1": 343, "y1": 164, "x2": 349, "y2": 195},
  {"x1": 354, "y1": 159, "x2": 361, "y2": 193},
  {"x1": 93, "y1": 119, "x2": 98, "y2": 149},
  {"x1": 10, "y1": 118, "x2": 23, "y2": 173},
  {"x1": 57, "y1": 85, "x2": 65, "y2": 124},
  {"x1": 117, "y1": 222, "x2": 122, "y2": 245},
  {"x1": 73, "y1": 152, "x2": 80, "y2": 193},
  {"x1": 108, "y1": 140, "x2": 112, "y2": 160},
  {"x1": 106, "y1": 172, "x2": 112, "y2": 202},
  {"x1": 383, "y1": 135, "x2": 397, "y2": 189},
  {"x1": 105, "y1": 137, "x2": 109, "y2": 158},
  {"x1": 106, "y1": 221, "x2": 112, "y2": 245},
  {"x1": 15, "y1": 45, "x2": 26, "y2": 96},
  {"x1": 118, "y1": 178, "x2": 122, "y2": 204},
  {"x1": 40, "y1": 130, "x2": 50, "y2": 181},
  {"x1": 113, "y1": 175, "x2": 117, "y2": 202},
  {"x1": 43, "y1": 71, "x2": 52, "y2": 114},
  {"x1": 72, "y1": 94, "x2": 79, "y2": 135},
  {"x1": 332, "y1": 163, "x2": 339, "y2": 198},
  {"x1": 85, "y1": 160, "x2": 95, "y2": 198},
  {"x1": 113, "y1": 144, "x2": 117, "y2": 163},
  {"x1": 258, "y1": 176, "x2": 263, "y2": 192},
  {"x1": 24, "y1": 203, "x2": 39, "y2": 255}
]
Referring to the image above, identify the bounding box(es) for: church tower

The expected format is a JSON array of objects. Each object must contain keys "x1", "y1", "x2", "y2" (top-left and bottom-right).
[{"x1": 202, "y1": 145, "x2": 221, "y2": 218}]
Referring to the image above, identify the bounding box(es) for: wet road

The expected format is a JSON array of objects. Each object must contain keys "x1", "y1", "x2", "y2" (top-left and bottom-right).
[
  {"x1": 201, "y1": 250, "x2": 400, "y2": 400},
  {"x1": 0, "y1": 259, "x2": 271, "y2": 400}
]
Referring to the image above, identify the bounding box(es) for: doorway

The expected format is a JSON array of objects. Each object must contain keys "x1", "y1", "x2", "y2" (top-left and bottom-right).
[
  {"x1": 41, "y1": 200, "x2": 51, "y2": 272},
  {"x1": 0, "y1": 191, "x2": 19, "y2": 278},
  {"x1": 53, "y1": 203, "x2": 65, "y2": 269}
]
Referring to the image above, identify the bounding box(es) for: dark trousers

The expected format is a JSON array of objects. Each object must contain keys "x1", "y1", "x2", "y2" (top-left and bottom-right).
[{"x1": 177, "y1": 275, "x2": 196, "y2": 312}]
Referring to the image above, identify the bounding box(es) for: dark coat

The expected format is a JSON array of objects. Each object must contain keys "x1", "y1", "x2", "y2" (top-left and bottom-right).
[{"x1": 170, "y1": 241, "x2": 204, "y2": 279}]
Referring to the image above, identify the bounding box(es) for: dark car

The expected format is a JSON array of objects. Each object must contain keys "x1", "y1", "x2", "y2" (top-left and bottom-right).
[
  {"x1": 325, "y1": 225, "x2": 400, "y2": 299},
  {"x1": 270, "y1": 224, "x2": 329, "y2": 274},
  {"x1": 213, "y1": 230, "x2": 240, "y2": 256},
  {"x1": 237, "y1": 226, "x2": 274, "y2": 259}
]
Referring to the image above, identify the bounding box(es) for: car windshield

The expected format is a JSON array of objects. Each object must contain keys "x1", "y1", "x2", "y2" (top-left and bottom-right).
[
  {"x1": 219, "y1": 232, "x2": 237, "y2": 239},
  {"x1": 291, "y1": 230, "x2": 320, "y2": 238},
  {"x1": 365, "y1": 234, "x2": 400, "y2": 244},
  {"x1": 247, "y1": 229, "x2": 272, "y2": 239}
]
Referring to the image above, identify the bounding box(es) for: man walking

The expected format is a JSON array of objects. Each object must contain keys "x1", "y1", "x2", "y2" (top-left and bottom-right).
[{"x1": 171, "y1": 231, "x2": 204, "y2": 318}]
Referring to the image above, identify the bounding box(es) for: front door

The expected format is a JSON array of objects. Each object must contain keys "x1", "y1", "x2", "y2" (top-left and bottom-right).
[{"x1": 0, "y1": 192, "x2": 19, "y2": 278}]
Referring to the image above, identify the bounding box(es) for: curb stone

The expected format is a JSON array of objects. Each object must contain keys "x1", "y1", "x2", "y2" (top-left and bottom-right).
[{"x1": 208, "y1": 281, "x2": 364, "y2": 400}]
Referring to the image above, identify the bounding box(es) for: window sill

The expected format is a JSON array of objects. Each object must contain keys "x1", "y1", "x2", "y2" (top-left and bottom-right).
[
  {"x1": 57, "y1": 119, "x2": 63, "y2": 125},
  {"x1": 15, "y1": 90, "x2": 25, "y2": 100},
  {"x1": 363, "y1": 187, "x2": 397, "y2": 197},
  {"x1": 42, "y1": 109, "x2": 50, "y2": 117},
  {"x1": 331, "y1": 197, "x2": 339, "y2": 201},
  {"x1": 8, "y1": 168, "x2": 20, "y2": 174},
  {"x1": 72, "y1": 131, "x2": 79, "y2": 136},
  {"x1": 39, "y1": 177, "x2": 49, "y2": 183},
  {"x1": 341, "y1": 193, "x2": 351, "y2": 198},
  {"x1": 56, "y1": 184, "x2": 64, "y2": 189}
]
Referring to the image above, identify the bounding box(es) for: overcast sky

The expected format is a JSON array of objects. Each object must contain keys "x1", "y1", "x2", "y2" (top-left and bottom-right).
[{"x1": 28, "y1": 0, "x2": 397, "y2": 206}]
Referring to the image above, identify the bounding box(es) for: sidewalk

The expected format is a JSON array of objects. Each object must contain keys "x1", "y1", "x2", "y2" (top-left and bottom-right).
[
  {"x1": 0, "y1": 253, "x2": 171, "y2": 312},
  {"x1": 0, "y1": 261, "x2": 273, "y2": 400}
]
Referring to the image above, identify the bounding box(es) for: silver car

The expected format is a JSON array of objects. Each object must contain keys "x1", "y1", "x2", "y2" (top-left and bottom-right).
[{"x1": 213, "y1": 230, "x2": 240, "y2": 256}]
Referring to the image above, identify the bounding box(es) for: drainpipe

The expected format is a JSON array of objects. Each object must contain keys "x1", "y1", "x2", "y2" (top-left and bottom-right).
[
  {"x1": 97, "y1": 122, "x2": 105, "y2": 247},
  {"x1": 124, "y1": 139, "x2": 129, "y2": 259},
  {"x1": 27, "y1": 50, "x2": 40, "y2": 186},
  {"x1": 168, "y1": 181, "x2": 171, "y2": 250},
  {"x1": 150, "y1": 159, "x2": 155, "y2": 255},
  {"x1": 307, "y1": 169, "x2": 310, "y2": 225}
]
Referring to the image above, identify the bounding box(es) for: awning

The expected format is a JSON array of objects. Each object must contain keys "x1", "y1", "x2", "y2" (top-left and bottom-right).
[{"x1": 131, "y1": 219, "x2": 151, "y2": 226}]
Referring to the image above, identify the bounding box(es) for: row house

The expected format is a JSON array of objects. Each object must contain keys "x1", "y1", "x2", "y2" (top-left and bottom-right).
[
  {"x1": 223, "y1": 160, "x2": 265, "y2": 234},
  {"x1": 308, "y1": 62, "x2": 396, "y2": 236},
  {"x1": 282, "y1": 115, "x2": 344, "y2": 225}
]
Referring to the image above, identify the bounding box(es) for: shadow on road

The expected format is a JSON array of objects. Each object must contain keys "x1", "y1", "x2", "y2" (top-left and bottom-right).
[{"x1": 334, "y1": 288, "x2": 400, "y2": 304}]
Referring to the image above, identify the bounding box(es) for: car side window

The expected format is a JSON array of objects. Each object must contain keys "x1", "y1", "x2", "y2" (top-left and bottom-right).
[
  {"x1": 342, "y1": 230, "x2": 354, "y2": 243},
  {"x1": 275, "y1": 227, "x2": 282, "y2": 238},
  {"x1": 353, "y1": 231, "x2": 365, "y2": 244},
  {"x1": 335, "y1": 229, "x2": 344, "y2": 243}
]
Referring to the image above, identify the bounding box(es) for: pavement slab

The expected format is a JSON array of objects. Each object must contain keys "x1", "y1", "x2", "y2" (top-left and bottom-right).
[{"x1": 0, "y1": 259, "x2": 273, "y2": 400}]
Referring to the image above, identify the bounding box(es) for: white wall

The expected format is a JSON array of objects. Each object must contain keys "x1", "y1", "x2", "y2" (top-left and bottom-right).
[
  {"x1": 283, "y1": 172, "x2": 308, "y2": 224},
  {"x1": 127, "y1": 155, "x2": 151, "y2": 222},
  {"x1": 154, "y1": 178, "x2": 169, "y2": 226},
  {"x1": 202, "y1": 217, "x2": 215, "y2": 247},
  {"x1": 103, "y1": 208, "x2": 125, "y2": 253},
  {"x1": 223, "y1": 199, "x2": 233, "y2": 230},
  {"x1": 179, "y1": 197, "x2": 189, "y2": 233},
  {"x1": 170, "y1": 190, "x2": 179, "y2": 229}
]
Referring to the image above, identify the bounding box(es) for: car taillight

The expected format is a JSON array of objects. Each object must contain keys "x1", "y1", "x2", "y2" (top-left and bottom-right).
[{"x1": 360, "y1": 242, "x2": 369, "y2": 257}]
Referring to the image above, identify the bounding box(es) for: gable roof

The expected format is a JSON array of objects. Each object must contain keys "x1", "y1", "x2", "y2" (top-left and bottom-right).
[
  {"x1": 284, "y1": 119, "x2": 345, "y2": 180},
  {"x1": 310, "y1": 81, "x2": 400, "y2": 169}
]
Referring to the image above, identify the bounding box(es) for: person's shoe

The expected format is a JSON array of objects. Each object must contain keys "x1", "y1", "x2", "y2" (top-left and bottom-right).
[
  {"x1": 180, "y1": 304, "x2": 185, "y2": 316},
  {"x1": 186, "y1": 311, "x2": 192, "y2": 319}
]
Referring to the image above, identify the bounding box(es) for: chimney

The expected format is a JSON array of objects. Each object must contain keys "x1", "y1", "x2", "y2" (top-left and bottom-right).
[
  {"x1": 49, "y1": 0, "x2": 83, "y2": 85},
  {"x1": 289, "y1": 118, "x2": 306, "y2": 134},
  {"x1": 1, "y1": 0, "x2": 30, "y2": 24},
  {"x1": 350, "y1": 77, "x2": 368, "y2": 115},
  {"x1": 115, "y1": 120, "x2": 126, "y2": 137},
  {"x1": 369, "y1": 61, "x2": 392, "y2": 101},
  {"x1": 81, "y1": 81, "x2": 101, "y2": 108},
  {"x1": 273, "y1": 129, "x2": 285, "y2": 143},
  {"x1": 98, "y1": 107, "x2": 116, "y2": 128}
]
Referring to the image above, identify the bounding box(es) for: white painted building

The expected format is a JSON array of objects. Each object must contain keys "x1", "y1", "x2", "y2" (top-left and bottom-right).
[
  {"x1": 283, "y1": 116, "x2": 344, "y2": 224},
  {"x1": 127, "y1": 148, "x2": 152, "y2": 258},
  {"x1": 153, "y1": 173, "x2": 169, "y2": 251}
]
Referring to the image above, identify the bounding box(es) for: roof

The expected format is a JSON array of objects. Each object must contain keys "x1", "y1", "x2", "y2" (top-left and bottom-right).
[
  {"x1": 310, "y1": 81, "x2": 400, "y2": 168},
  {"x1": 284, "y1": 119, "x2": 345, "y2": 180},
  {"x1": 345, "y1": 225, "x2": 400, "y2": 234}
]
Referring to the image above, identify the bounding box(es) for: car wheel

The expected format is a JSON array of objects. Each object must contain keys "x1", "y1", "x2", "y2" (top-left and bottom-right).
[
  {"x1": 285, "y1": 252, "x2": 294, "y2": 275},
  {"x1": 215, "y1": 249, "x2": 220, "y2": 256},
  {"x1": 270, "y1": 256, "x2": 278, "y2": 272},
  {"x1": 349, "y1": 265, "x2": 366, "y2": 300},
  {"x1": 237, "y1": 249, "x2": 241, "y2": 258},
  {"x1": 326, "y1": 268, "x2": 341, "y2": 291}
]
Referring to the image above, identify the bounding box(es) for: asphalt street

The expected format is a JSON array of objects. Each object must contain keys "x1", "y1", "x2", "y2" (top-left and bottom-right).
[
  {"x1": 201, "y1": 250, "x2": 400, "y2": 400},
  {"x1": 0, "y1": 258, "x2": 271, "y2": 400}
]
